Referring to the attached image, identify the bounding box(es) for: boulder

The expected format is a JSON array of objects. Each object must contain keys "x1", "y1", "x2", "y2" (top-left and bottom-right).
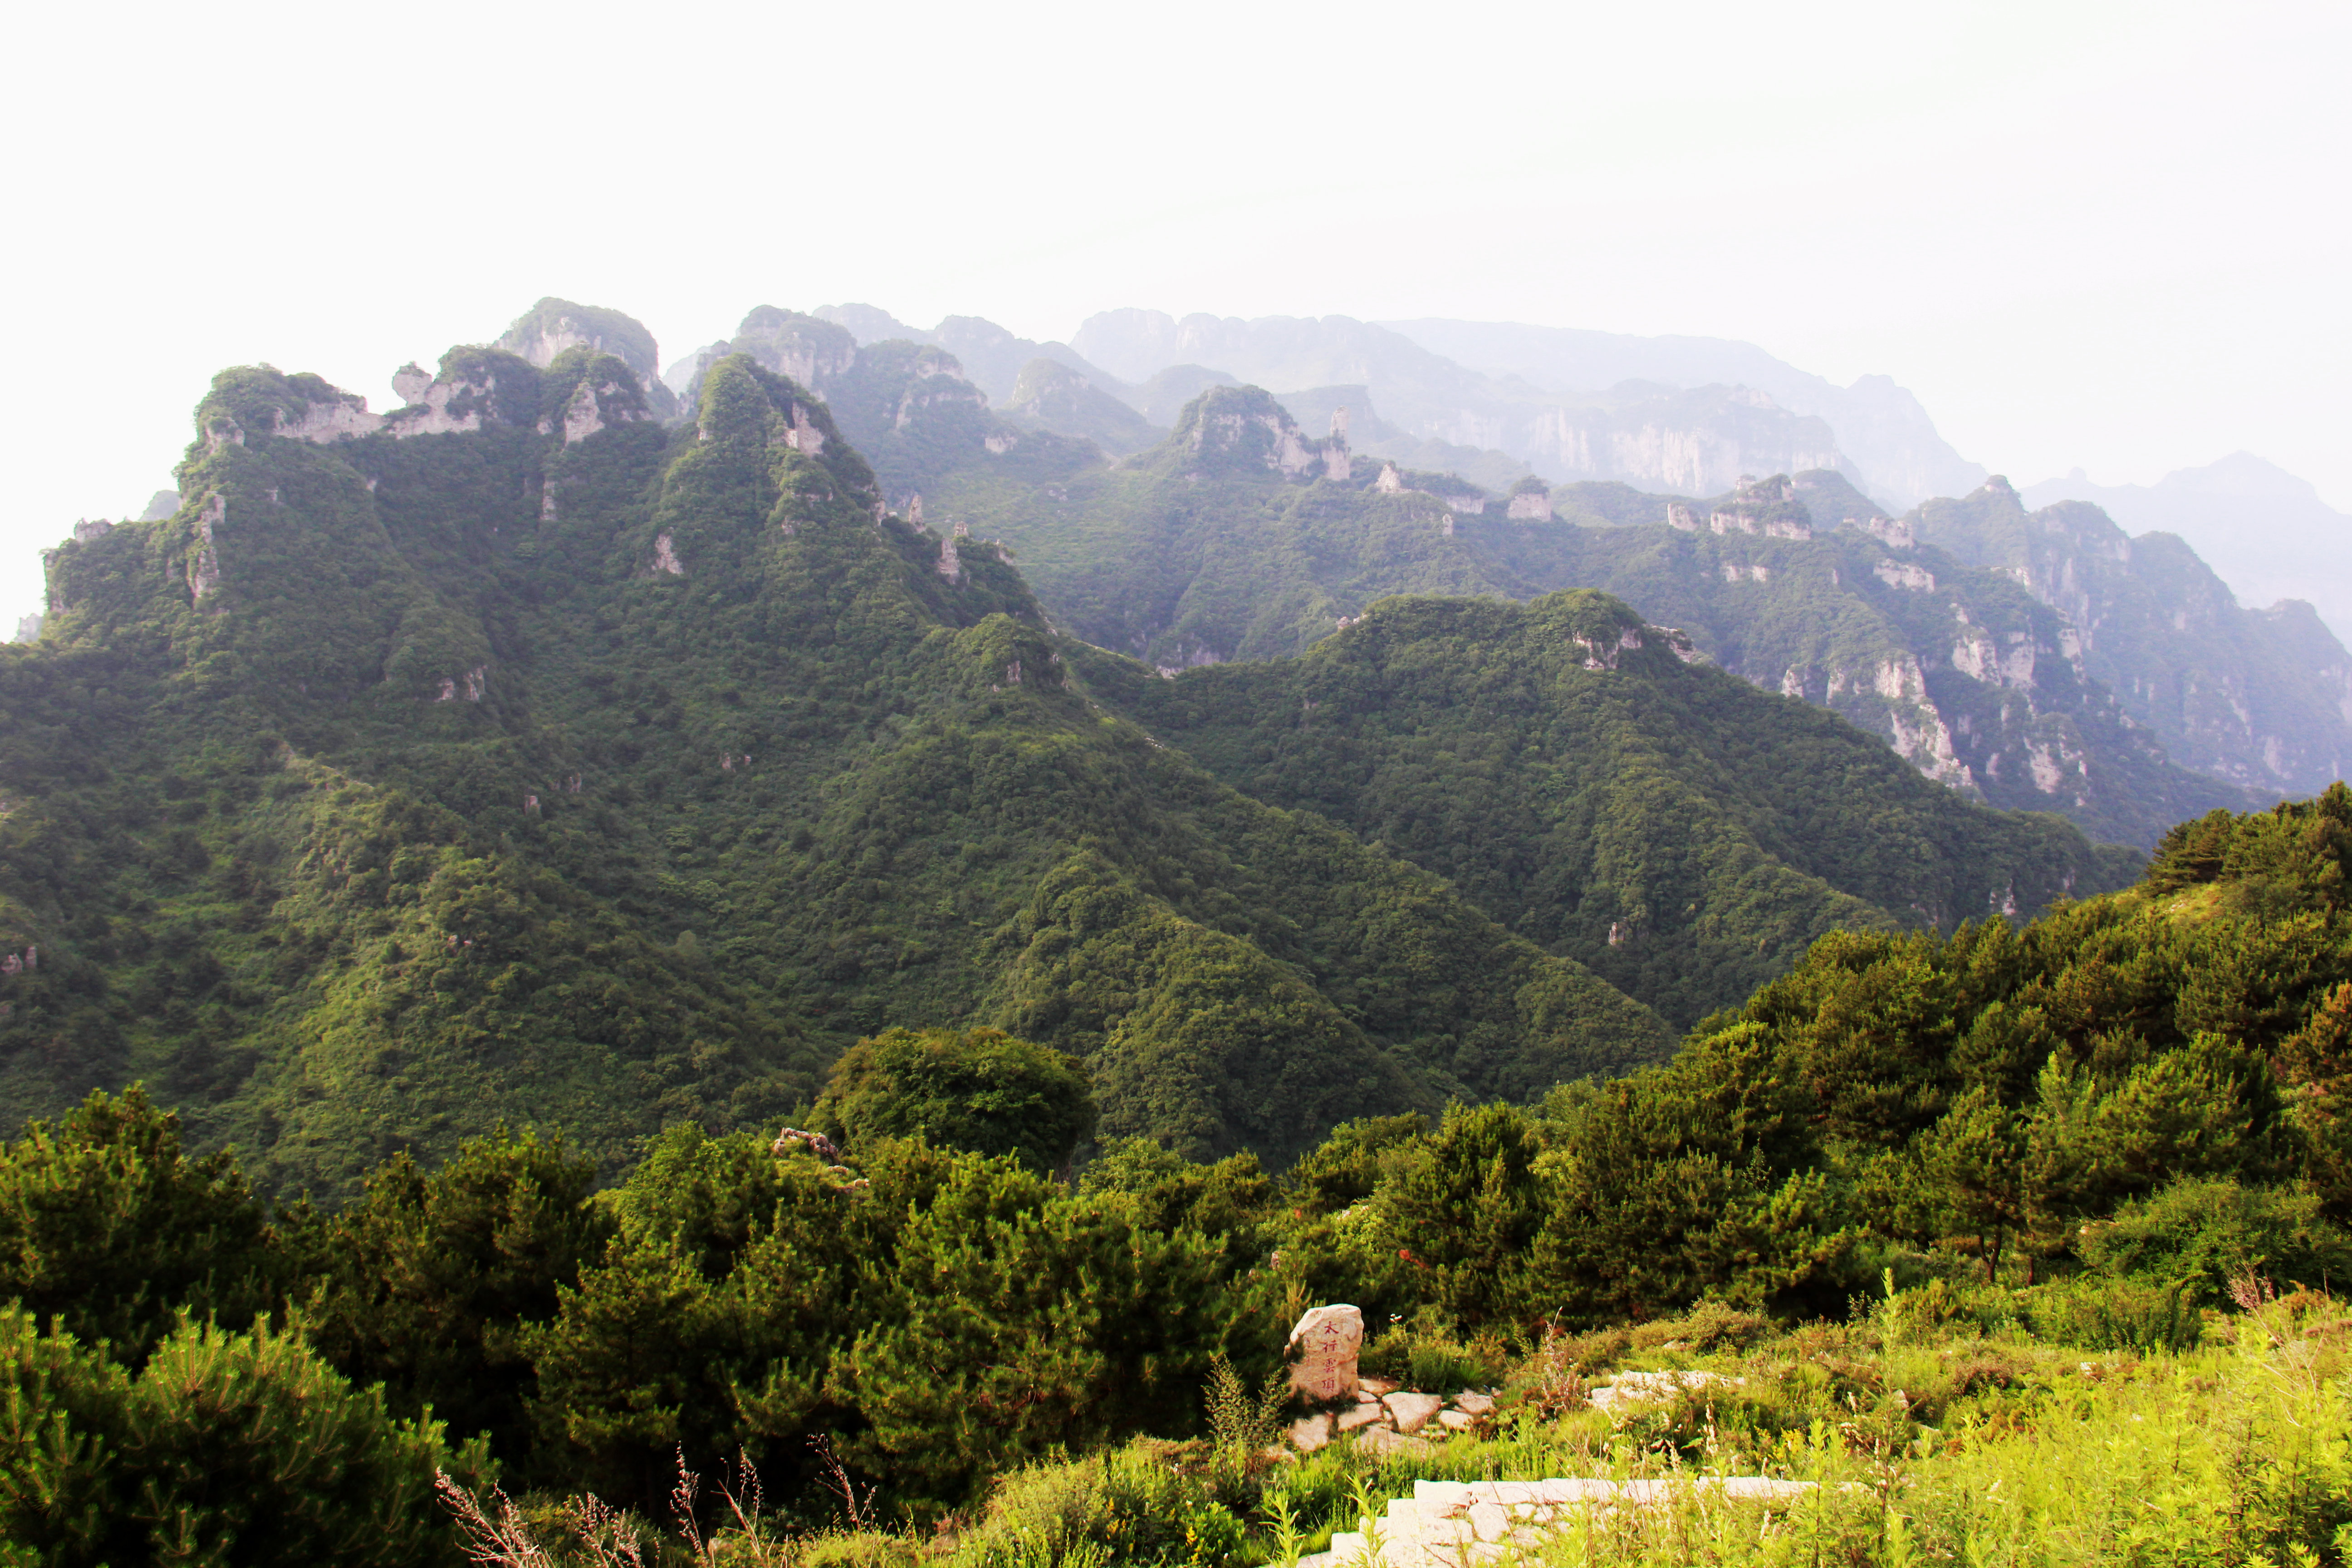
[{"x1": 1288, "y1": 1304, "x2": 1365, "y2": 1401}]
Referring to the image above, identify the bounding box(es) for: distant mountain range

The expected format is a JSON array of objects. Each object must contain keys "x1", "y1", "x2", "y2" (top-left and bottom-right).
[
  {"x1": 2024, "y1": 454, "x2": 2352, "y2": 646},
  {"x1": 709, "y1": 305, "x2": 2347, "y2": 653},
  {"x1": 509, "y1": 301, "x2": 2352, "y2": 820}
]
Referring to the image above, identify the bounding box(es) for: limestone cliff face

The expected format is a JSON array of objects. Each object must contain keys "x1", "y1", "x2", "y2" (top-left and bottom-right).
[
  {"x1": 681, "y1": 309, "x2": 1098, "y2": 503},
  {"x1": 1167, "y1": 386, "x2": 1342, "y2": 482},
  {"x1": 385, "y1": 348, "x2": 543, "y2": 437},
  {"x1": 1915, "y1": 479, "x2": 2352, "y2": 796},
  {"x1": 1634, "y1": 476, "x2": 2126, "y2": 818},
  {"x1": 732, "y1": 307, "x2": 859, "y2": 391},
  {"x1": 491, "y1": 299, "x2": 679, "y2": 420},
  {"x1": 495, "y1": 297, "x2": 660, "y2": 381},
  {"x1": 1495, "y1": 387, "x2": 1854, "y2": 498}
]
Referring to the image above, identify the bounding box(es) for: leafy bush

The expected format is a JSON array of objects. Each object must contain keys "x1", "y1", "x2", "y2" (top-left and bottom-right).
[
  {"x1": 813, "y1": 1026, "x2": 1096, "y2": 1174},
  {"x1": 303, "y1": 1126, "x2": 612, "y2": 1468},
  {"x1": 2076, "y1": 1176, "x2": 2352, "y2": 1303},
  {"x1": 2017, "y1": 1273, "x2": 2203, "y2": 1351},
  {"x1": 1356, "y1": 1314, "x2": 1507, "y2": 1393},
  {"x1": 0, "y1": 1086, "x2": 279, "y2": 1362},
  {"x1": 0, "y1": 1308, "x2": 475, "y2": 1568}
]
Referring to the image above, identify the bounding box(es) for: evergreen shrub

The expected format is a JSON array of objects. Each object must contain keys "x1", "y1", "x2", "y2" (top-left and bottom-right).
[{"x1": 0, "y1": 1308, "x2": 474, "y2": 1568}]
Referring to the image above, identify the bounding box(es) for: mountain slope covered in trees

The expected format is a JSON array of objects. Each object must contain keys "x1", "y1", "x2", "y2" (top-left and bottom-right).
[
  {"x1": 2, "y1": 339, "x2": 1677, "y2": 1196},
  {"x1": 665, "y1": 309, "x2": 2337, "y2": 832},
  {"x1": 1084, "y1": 590, "x2": 2134, "y2": 1029},
  {"x1": 938, "y1": 395, "x2": 2241, "y2": 846}
]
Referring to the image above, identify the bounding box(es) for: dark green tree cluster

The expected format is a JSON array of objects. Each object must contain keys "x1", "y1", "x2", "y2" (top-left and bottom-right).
[
  {"x1": 0, "y1": 1029, "x2": 1264, "y2": 1554},
  {"x1": 1260, "y1": 786, "x2": 2352, "y2": 1329}
]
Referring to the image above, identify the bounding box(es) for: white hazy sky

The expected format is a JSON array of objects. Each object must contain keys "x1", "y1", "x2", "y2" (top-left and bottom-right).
[{"x1": 4, "y1": 0, "x2": 2345, "y2": 629}]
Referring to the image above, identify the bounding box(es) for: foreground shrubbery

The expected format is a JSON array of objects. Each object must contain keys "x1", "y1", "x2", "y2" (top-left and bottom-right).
[
  {"x1": 434, "y1": 1286, "x2": 2352, "y2": 1567},
  {"x1": 8, "y1": 789, "x2": 2352, "y2": 1558}
]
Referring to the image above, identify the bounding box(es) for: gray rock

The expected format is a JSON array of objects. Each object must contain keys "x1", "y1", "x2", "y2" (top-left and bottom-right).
[{"x1": 1382, "y1": 1392, "x2": 1446, "y2": 1434}]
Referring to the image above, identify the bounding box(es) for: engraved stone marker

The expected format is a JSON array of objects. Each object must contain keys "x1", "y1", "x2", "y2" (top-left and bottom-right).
[{"x1": 1286, "y1": 1303, "x2": 1364, "y2": 1401}]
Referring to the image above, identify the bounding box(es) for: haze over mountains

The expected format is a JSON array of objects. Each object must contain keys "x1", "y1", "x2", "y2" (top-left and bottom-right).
[
  {"x1": 2023, "y1": 454, "x2": 2352, "y2": 646},
  {"x1": 11, "y1": 291, "x2": 2348, "y2": 1188},
  {"x1": 763, "y1": 299, "x2": 2345, "y2": 642}
]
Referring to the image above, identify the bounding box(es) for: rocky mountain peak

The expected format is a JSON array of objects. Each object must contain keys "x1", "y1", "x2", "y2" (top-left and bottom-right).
[
  {"x1": 494, "y1": 298, "x2": 660, "y2": 382},
  {"x1": 1168, "y1": 384, "x2": 1329, "y2": 480}
]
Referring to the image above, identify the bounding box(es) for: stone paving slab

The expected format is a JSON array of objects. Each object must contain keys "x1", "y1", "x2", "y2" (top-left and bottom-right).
[{"x1": 1308, "y1": 1475, "x2": 1826, "y2": 1568}]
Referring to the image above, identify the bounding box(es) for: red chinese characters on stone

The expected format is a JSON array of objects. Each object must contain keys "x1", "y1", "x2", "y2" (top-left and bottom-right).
[{"x1": 1286, "y1": 1304, "x2": 1364, "y2": 1401}]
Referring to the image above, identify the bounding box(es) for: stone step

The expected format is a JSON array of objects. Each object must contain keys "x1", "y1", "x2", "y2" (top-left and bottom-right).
[{"x1": 1314, "y1": 1476, "x2": 1827, "y2": 1565}]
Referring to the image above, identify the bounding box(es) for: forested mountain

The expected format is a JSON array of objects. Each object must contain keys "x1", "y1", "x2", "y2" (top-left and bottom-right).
[
  {"x1": 938, "y1": 393, "x2": 2240, "y2": 846},
  {"x1": 1921, "y1": 477, "x2": 2352, "y2": 796},
  {"x1": 679, "y1": 307, "x2": 2339, "y2": 829},
  {"x1": 1, "y1": 299, "x2": 2165, "y2": 1201},
  {"x1": 1083, "y1": 589, "x2": 2134, "y2": 1029},
  {"x1": 3, "y1": 337, "x2": 1680, "y2": 1196}
]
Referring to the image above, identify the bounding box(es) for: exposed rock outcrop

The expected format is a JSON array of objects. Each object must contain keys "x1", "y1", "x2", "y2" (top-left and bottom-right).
[
  {"x1": 494, "y1": 297, "x2": 661, "y2": 382},
  {"x1": 186, "y1": 493, "x2": 224, "y2": 606},
  {"x1": 1505, "y1": 477, "x2": 1552, "y2": 521}
]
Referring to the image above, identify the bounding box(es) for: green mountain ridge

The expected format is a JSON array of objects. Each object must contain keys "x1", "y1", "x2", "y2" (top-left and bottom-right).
[
  {"x1": 5, "y1": 341, "x2": 1678, "y2": 1195},
  {"x1": 933, "y1": 395, "x2": 2244, "y2": 847},
  {"x1": 1082, "y1": 590, "x2": 2134, "y2": 1029},
  {"x1": 3, "y1": 301, "x2": 2193, "y2": 1201}
]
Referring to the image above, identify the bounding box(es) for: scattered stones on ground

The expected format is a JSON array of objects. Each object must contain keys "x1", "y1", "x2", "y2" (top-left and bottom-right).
[{"x1": 1274, "y1": 1305, "x2": 1499, "y2": 1454}]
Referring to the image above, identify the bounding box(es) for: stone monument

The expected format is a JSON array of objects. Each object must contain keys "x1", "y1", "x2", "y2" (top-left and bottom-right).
[{"x1": 1287, "y1": 1303, "x2": 1364, "y2": 1401}]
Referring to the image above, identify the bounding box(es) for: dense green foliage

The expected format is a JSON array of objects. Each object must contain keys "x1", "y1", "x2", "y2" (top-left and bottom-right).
[
  {"x1": 2, "y1": 787, "x2": 2351, "y2": 1550},
  {"x1": 0, "y1": 1308, "x2": 475, "y2": 1568},
  {"x1": 0, "y1": 1085, "x2": 275, "y2": 1361},
  {"x1": 811, "y1": 1024, "x2": 1095, "y2": 1171},
  {"x1": 1091, "y1": 589, "x2": 2132, "y2": 1028},
  {"x1": 2, "y1": 345, "x2": 1687, "y2": 1190},
  {"x1": 939, "y1": 411, "x2": 2242, "y2": 845}
]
